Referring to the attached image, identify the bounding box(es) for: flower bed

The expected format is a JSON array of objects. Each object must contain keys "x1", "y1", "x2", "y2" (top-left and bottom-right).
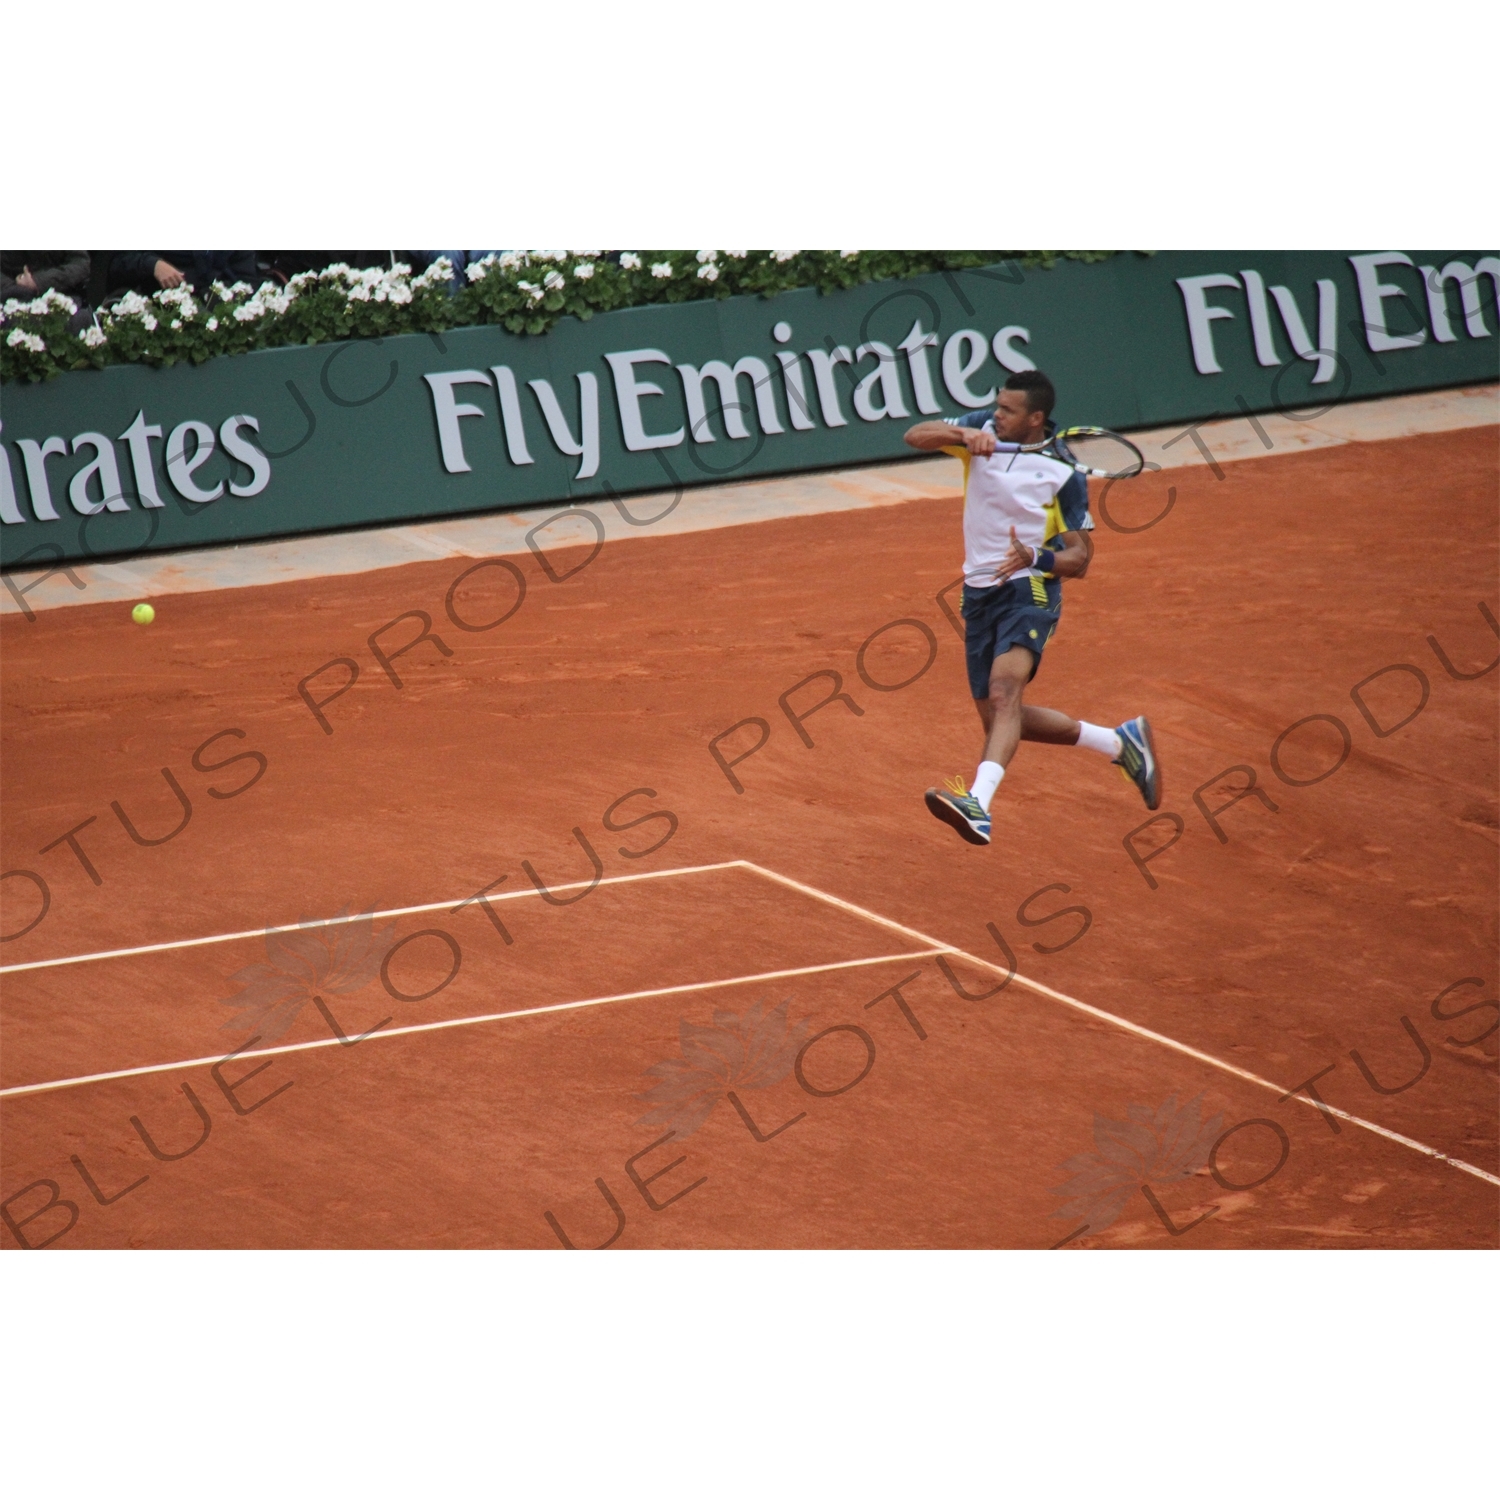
[{"x1": 0, "y1": 250, "x2": 1115, "y2": 384}]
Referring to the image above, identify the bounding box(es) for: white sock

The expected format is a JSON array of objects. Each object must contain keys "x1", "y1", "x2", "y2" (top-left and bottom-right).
[
  {"x1": 972, "y1": 760, "x2": 1004, "y2": 812},
  {"x1": 1077, "y1": 721, "x2": 1123, "y2": 759}
]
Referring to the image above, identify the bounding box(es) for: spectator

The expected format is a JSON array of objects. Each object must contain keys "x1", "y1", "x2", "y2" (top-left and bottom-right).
[
  {"x1": 2, "y1": 252, "x2": 93, "y2": 330},
  {"x1": 406, "y1": 252, "x2": 501, "y2": 294},
  {"x1": 107, "y1": 251, "x2": 258, "y2": 298},
  {"x1": 260, "y1": 251, "x2": 391, "y2": 284}
]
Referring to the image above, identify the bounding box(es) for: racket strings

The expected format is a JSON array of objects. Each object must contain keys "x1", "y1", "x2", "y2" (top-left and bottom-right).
[
  {"x1": 1057, "y1": 430, "x2": 1143, "y2": 479},
  {"x1": 1062, "y1": 432, "x2": 1140, "y2": 477}
]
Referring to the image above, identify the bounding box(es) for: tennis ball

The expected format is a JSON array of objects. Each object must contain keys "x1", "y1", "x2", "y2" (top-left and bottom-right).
[{"x1": 132, "y1": 603, "x2": 155, "y2": 626}]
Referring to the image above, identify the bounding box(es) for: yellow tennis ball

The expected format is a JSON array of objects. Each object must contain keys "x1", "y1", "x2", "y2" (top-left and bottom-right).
[{"x1": 132, "y1": 603, "x2": 155, "y2": 625}]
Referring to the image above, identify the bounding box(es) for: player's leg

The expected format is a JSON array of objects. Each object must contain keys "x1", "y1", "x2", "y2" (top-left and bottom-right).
[
  {"x1": 924, "y1": 585, "x2": 1010, "y2": 846},
  {"x1": 1017, "y1": 703, "x2": 1162, "y2": 809},
  {"x1": 1019, "y1": 704, "x2": 1082, "y2": 744},
  {"x1": 980, "y1": 688, "x2": 1092, "y2": 745},
  {"x1": 964, "y1": 645, "x2": 1034, "y2": 813},
  {"x1": 1020, "y1": 704, "x2": 1116, "y2": 754},
  {"x1": 924, "y1": 646, "x2": 1034, "y2": 846},
  {"x1": 928, "y1": 579, "x2": 1161, "y2": 830},
  {"x1": 978, "y1": 645, "x2": 1034, "y2": 769}
]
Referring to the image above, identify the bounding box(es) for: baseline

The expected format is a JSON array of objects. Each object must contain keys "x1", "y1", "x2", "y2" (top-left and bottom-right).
[
  {"x1": 0, "y1": 860, "x2": 744, "y2": 975},
  {"x1": 9, "y1": 854, "x2": 1494, "y2": 1193}
]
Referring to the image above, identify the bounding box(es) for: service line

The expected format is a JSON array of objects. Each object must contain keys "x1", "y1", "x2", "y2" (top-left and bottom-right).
[{"x1": 0, "y1": 949, "x2": 945, "y2": 1099}]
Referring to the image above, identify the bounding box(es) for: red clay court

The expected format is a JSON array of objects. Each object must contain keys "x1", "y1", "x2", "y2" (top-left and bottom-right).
[{"x1": 2, "y1": 414, "x2": 1496, "y2": 1249}]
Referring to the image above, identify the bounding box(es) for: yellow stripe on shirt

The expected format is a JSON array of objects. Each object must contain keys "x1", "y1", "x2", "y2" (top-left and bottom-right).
[{"x1": 1041, "y1": 495, "x2": 1066, "y2": 545}]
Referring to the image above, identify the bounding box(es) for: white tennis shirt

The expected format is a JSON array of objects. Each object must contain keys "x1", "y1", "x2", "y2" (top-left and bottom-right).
[{"x1": 943, "y1": 421, "x2": 1075, "y2": 588}]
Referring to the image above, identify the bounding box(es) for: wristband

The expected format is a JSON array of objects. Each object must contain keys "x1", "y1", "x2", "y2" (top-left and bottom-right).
[{"x1": 1033, "y1": 547, "x2": 1056, "y2": 573}]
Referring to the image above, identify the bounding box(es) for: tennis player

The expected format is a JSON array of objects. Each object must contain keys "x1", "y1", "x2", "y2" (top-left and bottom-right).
[{"x1": 904, "y1": 369, "x2": 1159, "y2": 847}]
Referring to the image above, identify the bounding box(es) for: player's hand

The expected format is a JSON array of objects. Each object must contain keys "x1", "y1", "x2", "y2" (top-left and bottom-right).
[
  {"x1": 962, "y1": 425, "x2": 997, "y2": 456},
  {"x1": 154, "y1": 259, "x2": 186, "y2": 289},
  {"x1": 994, "y1": 525, "x2": 1034, "y2": 581}
]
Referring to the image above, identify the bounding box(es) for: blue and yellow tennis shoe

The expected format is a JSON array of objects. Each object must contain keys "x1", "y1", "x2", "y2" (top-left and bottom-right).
[
  {"x1": 1114, "y1": 715, "x2": 1161, "y2": 810},
  {"x1": 924, "y1": 776, "x2": 991, "y2": 846}
]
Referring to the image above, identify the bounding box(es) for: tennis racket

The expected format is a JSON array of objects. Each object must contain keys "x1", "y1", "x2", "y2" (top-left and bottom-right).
[{"x1": 1021, "y1": 426, "x2": 1144, "y2": 479}]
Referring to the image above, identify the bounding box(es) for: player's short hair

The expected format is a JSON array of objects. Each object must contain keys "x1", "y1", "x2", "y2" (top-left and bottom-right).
[{"x1": 1004, "y1": 369, "x2": 1055, "y2": 418}]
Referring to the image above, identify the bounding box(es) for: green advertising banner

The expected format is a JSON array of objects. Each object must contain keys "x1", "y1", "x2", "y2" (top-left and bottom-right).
[{"x1": 2, "y1": 250, "x2": 1495, "y2": 568}]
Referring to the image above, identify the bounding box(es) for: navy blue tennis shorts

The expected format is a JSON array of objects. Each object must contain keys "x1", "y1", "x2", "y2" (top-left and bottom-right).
[{"x1": 962, "y1": 576, "x2": 1062, "y2": 697}]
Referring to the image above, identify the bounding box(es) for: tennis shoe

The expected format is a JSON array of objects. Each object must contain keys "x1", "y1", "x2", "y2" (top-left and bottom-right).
[
  {"x1": 1114, "y1": 715, "x2": 1161, "y2": 810},
  {"x1": 925, "y1": 778, "x2": 991, "y2": 846}
]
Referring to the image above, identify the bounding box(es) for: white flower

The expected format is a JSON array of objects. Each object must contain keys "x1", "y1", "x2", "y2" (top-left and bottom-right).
[
  {"x1": 517, "y1": 280, "x2": 545, "y2": 303},
  {"x1": 840, "y1": 250, "x2": 860, "y2": 259},
  {"x1": 618, "y1": 253, "x2": 642, "y2": 270},
  {"x1": 543, "y1": 270, "x2": 566, "y2": 291},
  {"x1": 345, "y1": 267, "x2": 379, "y2": 302},
  {"x1": 697, "y1": 264, "x2": 720, "y2": 282},
  {"x1": 572, "y1": 262, "x2": 595, "y2": 280},
  {"x1": 22, "y1": 289, "x2": 76, "y2": 316},
  {"x1": 695, "y1": 249, "x2": 718, "y2": 264},
  {"x1": 650, "y1": 261, "x2": 674, "y2": 279},
  {"x1": 772, "y1": 250, "x2": 799, "y2": 262},
  {"x1": 498, "y1": 251, "x2": 526, "y2": 271},
  {"x1": 206, "y1": 317, "x2": 218, "y2": 331},
  {"x1": 7, "y1": 328, "x2": 45, "y2": 352},
  {"x1": 112, "y1": 291, "x2": 151, "y2": 319},
  {"x1": 82, "y1": 325, "x2": 107, "y2": 348},
  {"x1": 413, "y1": 257, "x2": 455, "y2": 289},
  {"x1": 725, "y1": 250, "x2": 747, "y2": 258},
  {"x1": 353, "y1": 268, "x2": 413, "y2": 305},
  {"x1": 572, "y1": 249, "x2": 603, "y2": 259},
  {"x1": 229, "y1": 283, "x2": 291, "y2": 322},
  {"x1": 536, "y1": 249, "x2": 568, "y2": 263},
  {"x1": 171, "y1": 319, "x2": 183, "y2": 330},
  {"x1": 141, "y1": 313, "x2": 158, "y2": 331},
  {"x1": 465, "y1": 255, "x2": 499, "y2": 283}
]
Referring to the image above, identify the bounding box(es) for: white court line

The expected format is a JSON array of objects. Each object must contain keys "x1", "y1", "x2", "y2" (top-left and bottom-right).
[
  {"x1": 736, "y1": 861, "x2": 1500, "y2": 1190},
  {"x1": 0, "y1": 860, "x2": 744, "y2": 975},
  {"x1": 0, "y1": 949, "x2": 943, "y2": 1099},
  {"x1": 7, "y1": 855, "x2": 1496, "y2": 1191}
]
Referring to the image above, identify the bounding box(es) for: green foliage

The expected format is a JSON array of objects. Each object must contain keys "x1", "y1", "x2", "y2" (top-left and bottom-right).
[{"x1": 1, "y1": 251, "x2": 1121, "y2": 384}]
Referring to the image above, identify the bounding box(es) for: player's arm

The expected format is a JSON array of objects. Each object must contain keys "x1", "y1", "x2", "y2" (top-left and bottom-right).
[
  {"x1": 1050, "y1": 528, "x2": 1093, "y2": 578},
  {"x1": 904, "y1": 420, "x2": 996, "y2": 455},
  {"x1": 995, "y1": 526, "x2": 1094, "y2": 581}
]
